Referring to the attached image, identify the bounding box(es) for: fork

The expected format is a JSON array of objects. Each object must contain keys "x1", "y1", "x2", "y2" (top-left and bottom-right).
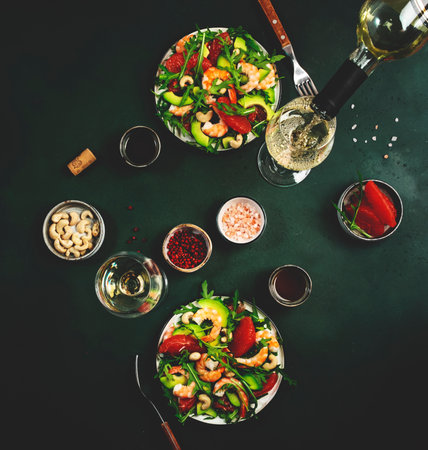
[{"x1": 258, "y1": 0, "x2": 318, "y2": 96}]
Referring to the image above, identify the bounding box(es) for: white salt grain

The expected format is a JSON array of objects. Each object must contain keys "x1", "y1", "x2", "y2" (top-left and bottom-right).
[
  {"x1": 351, "y1": 124, "x2": 357, "y2": 130},
  {"x1": 395, "y1": 117, "x2": 399, "y2": 122},
  {"x1": 372, "y1": 136, "x2": 377, "y2": 141},
  {"x1": 352, "y1": 138, "x2": 358, "y2": 143},
  {"x1": 391, "y1": 136, "x2": 398, "y2": 142}
]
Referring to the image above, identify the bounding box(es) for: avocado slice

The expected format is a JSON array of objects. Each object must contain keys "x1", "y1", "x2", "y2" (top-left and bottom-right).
[
  {"x1": 226, "y1": 391, "x2": 241, "y2": 407},
  {"x1": 197, "y1": 298, "x2": 229, "y2": 327},
  {"x1": 160, "y1": 374, "x2": 187, "y2": 389},
  {"x1": 222, "y1": 136, "x2": 235, "y2": 148},
  {"x1": 173, "y1": 324, "x2": 205, "y2": 339},
  {"x1": 217, "y1": 55, "x2": 231, "y2": 69},
  {"x1": 163, "y1": 91, "x2": 193, "y2": 106},
  {"x1": 238, "y1": 94, "x2": 275, "y2": 120},
  {"x1": 241, "y1": 374, "x2": 263, "y2": 390},
  {"x1": 234, "y1": 36, "x2": 248, "y2": 52},
  {"x1": 264, "y1": 87, "x2": 275, "y2": 104},
  {"x1": 196, "y1": 402, "x2": 218, "y2": 417},
  {"x1": 203, "y1": 43, "x2": 209, "y2": 58},
  {"x1": 191, "y1": 121, "x2": 210, "y2": 147},
  {"x1": 258, "y1": 68, "x2": 271, "y2": 82}
]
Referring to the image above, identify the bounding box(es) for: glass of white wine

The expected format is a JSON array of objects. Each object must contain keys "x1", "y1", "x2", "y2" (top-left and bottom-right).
[
  {"x1": 257, "y1": 96, "x2": 337, "y2": 187},
  {"x1": 95, "y1": 251, "x2": 168, "y2": 318}
]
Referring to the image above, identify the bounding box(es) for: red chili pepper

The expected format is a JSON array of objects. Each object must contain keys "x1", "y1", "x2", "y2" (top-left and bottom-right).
[
  {"x1": 228, "y1": 85, "x2": 237, "y2": 104},
  {"x1": 177, "y1": 397, "x2": 196, "y2": 413},
  {"x1": 253, "y1": 373, "x2": 279, "y2": 398},
  {"x1": 214, "y1": 97, "x2": 252, "y2": 134},
  {"x1": 228, "y1": 316, "x2": 256, "y2": 357},
  {"x1": 158, "y1": 335, "x2": 206, "y2": 356}
]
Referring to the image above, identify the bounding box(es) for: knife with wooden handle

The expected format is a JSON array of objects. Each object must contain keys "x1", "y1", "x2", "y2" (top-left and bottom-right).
[{"x1": 258, "y1": 0, "x2": 291, "y2": 49}]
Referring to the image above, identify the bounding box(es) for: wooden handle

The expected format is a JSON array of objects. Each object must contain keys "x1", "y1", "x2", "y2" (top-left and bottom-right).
[
  {"x1": 161, "y1": 422, "x2": 181, "y2": 450},
  {"x1": 258, "y1": 0, "x2": 291, "y2": 47}
]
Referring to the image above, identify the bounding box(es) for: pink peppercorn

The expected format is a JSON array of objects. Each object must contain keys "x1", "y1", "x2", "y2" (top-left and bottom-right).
[{"x1": 167, "y1": 229, "x2": 207, "y2": 269}]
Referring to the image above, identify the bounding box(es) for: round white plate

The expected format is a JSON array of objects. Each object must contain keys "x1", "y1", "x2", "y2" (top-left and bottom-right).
[
  {"x1": 156, "y1": 297, "x2": 285, "y2": 424},
  {"x1": 154, "y1": 27, "x2": 282, "y2": 152}
]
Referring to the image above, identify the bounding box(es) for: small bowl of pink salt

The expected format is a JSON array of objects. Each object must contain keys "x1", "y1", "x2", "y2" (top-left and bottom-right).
[{"x1": 216, "y1": 196, "x2": 266, "y2": 244}]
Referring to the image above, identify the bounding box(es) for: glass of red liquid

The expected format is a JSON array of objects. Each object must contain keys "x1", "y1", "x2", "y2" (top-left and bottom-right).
[
  {"x1": 268, "y1": 265, "x2": 312, "y2": 307},
  {"x1": 120, "y1": 125, "x2": 161, "y2": 168}
]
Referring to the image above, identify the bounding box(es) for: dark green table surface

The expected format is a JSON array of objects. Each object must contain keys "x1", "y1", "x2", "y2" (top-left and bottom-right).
[{"x1": 4, "y1": 1, "x2": 427, "y2": 449}]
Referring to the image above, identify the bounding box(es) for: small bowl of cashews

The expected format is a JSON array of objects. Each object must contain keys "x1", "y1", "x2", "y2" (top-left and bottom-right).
[{"x1": 42, "y1": 200, "x2": 105, "y2": 261}]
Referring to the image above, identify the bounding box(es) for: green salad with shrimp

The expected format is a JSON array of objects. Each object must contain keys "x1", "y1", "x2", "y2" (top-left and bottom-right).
[
  {"x1": 154, "y1": 27, "x2": 284, "y2": 153},
  {"x1": 156, "y1": 281, "x2": 296, "y2": 424}
]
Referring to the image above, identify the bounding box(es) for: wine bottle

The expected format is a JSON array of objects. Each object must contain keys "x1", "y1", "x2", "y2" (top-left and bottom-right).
[{"x1": 313, "y1": 0, "x2": 428, "y2": 120}]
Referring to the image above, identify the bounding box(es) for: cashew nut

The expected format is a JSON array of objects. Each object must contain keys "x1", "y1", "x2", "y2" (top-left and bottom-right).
[
  {"x1": 74, "y1": 237, "x2": 90, "y2": 251},
  {"x1": 69, "y1": 211, "x2": 80, "y2": 226},
  {"x1": 83, "y1": 226, "x2": 93, "y2": 240},
  {"x1": 48, "y1": 223, "x2": 60, "y2": 240},
  {"x1": 262, "y1": 354, "x2": 278, "y2": 371},
  {"x1": 62, "y1": 226, "x2": 74, "y2": 240},
  {"x1": 189, "y1": 352, "x2": 201, "y2": 361},
  {"x1": 196, "y1": 110, "x2": 213, "y2": 123},
  {"x1": 76, "y1": 219, "x2": 90, "y2": 233},
  {"x1": 197, "y1": 394, "x2": 212, "y2": 411},
  {"x1": 81, "y1": 210, "x2": 94, "y2": 220},
  {"x1": 92, "y1": 222, "x2": 100, "y2": 237},
  {"x1": 66, "y1": 247, "x2": 80, "y2": 258},
  {"x1": 182, "y1": 311, "x2": 194, "y2": 324},
  {"x1": 53, "y1": 239, "x2": 67, "y2": 254},
  {"x1": 56, "y1": 219, "x2": 70, "y2": 235},
  {"x1": 225, "y1": 370, "x2": 235, "y2": 378},
  {"x1": 220, "y1": 336, "x2": 228, "y2": 343},
  {"x1": 232, "y1": 48, "x2": 241, "y2": 57},
  {"x1": 87, "y1": 241, "x2": 94, "y2": 250},
  {"x1": 71, "y1": 233, "x2": 83, "y2": 246},
  {"x1": 214, "y1": 79, "x2": 226, "y2": 94},
  {"x1": 179, "y1": 75, "x2": 194, "y2": 88},
  {"x1": 229, "y1": 134, "x2": 243, "y2": 149},
  {"x1": 59, "y1": 239, "x2": 74, "y2": 249},
  {"x1": 51, "y1": 212, "x2": 69, "y2": 223}
]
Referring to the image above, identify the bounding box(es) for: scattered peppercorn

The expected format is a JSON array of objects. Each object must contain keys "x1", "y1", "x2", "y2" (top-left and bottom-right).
[
  {"x1": 133, "y1": 227, "x2": 139, "y2": 232},
  {"x1": 167, "y1": 228, "x2": 208, "y2": 269},
  {"x1": 127, "y1": 205, "x2": 133, "y2": 211}
]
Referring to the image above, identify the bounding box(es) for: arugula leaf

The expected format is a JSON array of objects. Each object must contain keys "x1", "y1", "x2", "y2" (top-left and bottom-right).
[{"x1": 200, "y1": 280, "x2": 214, "y2": 299}]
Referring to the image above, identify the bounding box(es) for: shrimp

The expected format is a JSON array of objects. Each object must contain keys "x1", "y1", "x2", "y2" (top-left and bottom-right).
[
  {"x1": 169, "y1": 104, "x2": 193, "y2": 117},
  {"x1": 202, "y1": 67, "x2": 230, "y2": 104},
  {"x1": 192, "y1": 307, "x2": 223, "y2": 342},
  {"x1": 175, "y1": 34, "x2": 192, "y2": 53},
  {"x1": 173, "y1": 381, "x2": 196, "y2": 398},
  {"x1": 195, "y1": 354, "x2": 225, "y2": 382},
  {"x1": 202, "y1": 116, "x2": 228, "y2": 138},
  {"x1": 169, "y1": 366, "x2": 189, "y2": 379},
  {"x1": 238, "y1": 60, "x2": 260, "y2": 93},
  {"x1": 162, "y1": 324, "x2": 176, "y2": 341},
  {"x1": 213, "y1": 377, "x2": 249, "y2": 415},
  {"x1": 236, "y1": 346, "x2": 268, "y2": 367},
  {"x1": 255, "y1": 329, "x2": 280, "y2": 352},
  {"x1": 257, "y1": 63, "x2": 276, "y2": 90}
]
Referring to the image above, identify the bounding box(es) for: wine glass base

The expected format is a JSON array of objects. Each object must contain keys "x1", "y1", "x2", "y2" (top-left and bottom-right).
[{"x1": 257, "y1": 143, "x2": 311, "y2": 187}]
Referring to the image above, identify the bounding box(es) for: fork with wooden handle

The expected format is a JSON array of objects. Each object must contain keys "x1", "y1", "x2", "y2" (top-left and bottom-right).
[{"x1": 258, "y1": 0, "x2": 318, "y2": 96}]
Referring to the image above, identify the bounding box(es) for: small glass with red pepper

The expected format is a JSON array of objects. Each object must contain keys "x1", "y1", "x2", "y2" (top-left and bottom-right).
[
  {"x1": 162, "y1": 224, "x2": 212, "y2": 272},
  {"x1": 336, "y1": 179, "x2": 403, "y2": 242}
]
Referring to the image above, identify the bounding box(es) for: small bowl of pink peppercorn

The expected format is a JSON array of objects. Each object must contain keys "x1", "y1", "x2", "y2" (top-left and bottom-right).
[{"x1": 216, "y1": 196, "x2": 266, "y2": 244}]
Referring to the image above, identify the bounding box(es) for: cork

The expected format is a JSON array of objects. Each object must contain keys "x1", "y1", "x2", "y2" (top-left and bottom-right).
[{"x1": 67, "y1": 148, "x2": 96, "y2": 175}]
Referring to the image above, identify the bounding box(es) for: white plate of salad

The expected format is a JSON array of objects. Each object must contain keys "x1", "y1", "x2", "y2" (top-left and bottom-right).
[
  {"x1": 154, "y1": 27, "x2": 283, "y2": 153},
  {"x1": 156, "y1": 281, "x2": 295, "y2": 424}
]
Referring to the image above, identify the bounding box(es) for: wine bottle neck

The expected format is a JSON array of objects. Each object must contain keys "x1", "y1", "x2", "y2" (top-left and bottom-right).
[
  {"x1": 312, "y1": 42, "x2": 380, "y2": 121},
  {"x1": 349, "y1": 42, "x2": 381, "y2": 74}
]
